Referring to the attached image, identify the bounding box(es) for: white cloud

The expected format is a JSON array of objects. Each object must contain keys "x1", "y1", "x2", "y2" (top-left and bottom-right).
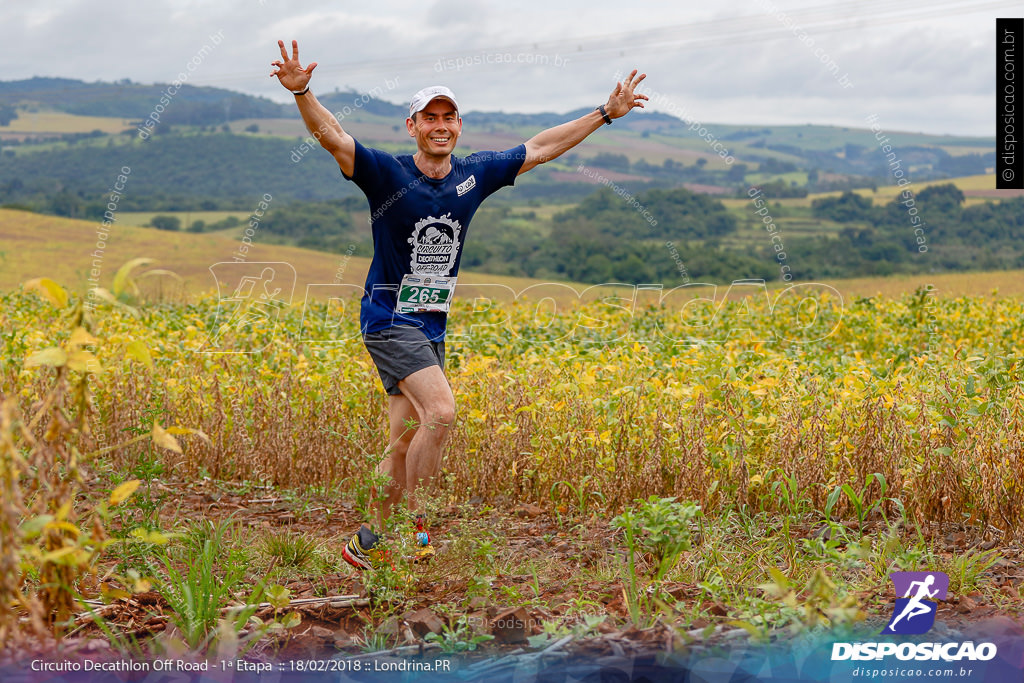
[{"x1": 1, "y1": 0, "x2": 1010, "y2": 135}]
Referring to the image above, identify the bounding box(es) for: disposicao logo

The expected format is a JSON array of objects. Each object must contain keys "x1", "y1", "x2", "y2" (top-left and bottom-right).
[
  {"x1": 831, "y1": 571, "x2": 998, "y2": 662},
  {"x1": 881, "y1": 571, "x2": 948, "y2": 635}
]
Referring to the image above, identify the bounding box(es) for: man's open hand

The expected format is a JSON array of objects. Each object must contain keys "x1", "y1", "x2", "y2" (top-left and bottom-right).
[
  {"x1": 270, "y1": 39, "x2": 317, "y2": 92},
  {"x1": 605, "y1": 70, "x2": 648, "y2": 119}
]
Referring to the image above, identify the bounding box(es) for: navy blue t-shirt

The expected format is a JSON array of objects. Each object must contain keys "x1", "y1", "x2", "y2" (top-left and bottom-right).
[{"x1": 343, "y1": 139, "x2": 525, "y2": 341}]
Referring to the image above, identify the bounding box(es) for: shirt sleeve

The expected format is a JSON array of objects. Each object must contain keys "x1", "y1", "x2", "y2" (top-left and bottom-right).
[
  {"x1": 341, "y1": 138, "x2": 397, "y2": 204},
  {"x1": 469, "y1": 144, "x2": 527, "y2": 197}
]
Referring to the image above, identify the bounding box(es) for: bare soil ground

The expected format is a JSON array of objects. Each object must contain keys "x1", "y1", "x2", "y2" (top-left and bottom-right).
[{"x1": 8, "y1": 476, "x2": 1024, "y2": 670}]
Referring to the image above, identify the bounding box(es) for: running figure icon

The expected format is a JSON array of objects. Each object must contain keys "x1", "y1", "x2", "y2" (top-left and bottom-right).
[
  {"x1": 881, "y1": 571, "x2": 949, "y2": 635},
  {"x1": 888, "y1": 575, "x2": 938, "y2": 630}
]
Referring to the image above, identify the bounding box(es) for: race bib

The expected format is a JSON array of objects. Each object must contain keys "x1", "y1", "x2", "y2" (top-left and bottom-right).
[{"x1": 395, "y1": 274, "x2": 457, "y2": 314}]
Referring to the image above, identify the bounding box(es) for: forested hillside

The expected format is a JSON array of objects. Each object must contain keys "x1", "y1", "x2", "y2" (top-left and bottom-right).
[{"x1": 1, "y1": 77, "x2": 1013, "y2": 284}]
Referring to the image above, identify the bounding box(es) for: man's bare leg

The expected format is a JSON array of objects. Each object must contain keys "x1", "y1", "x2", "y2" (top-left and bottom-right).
[
  {"x1": 392, "y1": 365, "x2": 455, "y2": 515},
  {"x1": 374, "y1": 394, "x2": 417, "y2": 529}
]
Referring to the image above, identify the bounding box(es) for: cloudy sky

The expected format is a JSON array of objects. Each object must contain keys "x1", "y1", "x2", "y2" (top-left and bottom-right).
[{"x1": 4, "y1": 0, "x2": 1015, "y2": 137}]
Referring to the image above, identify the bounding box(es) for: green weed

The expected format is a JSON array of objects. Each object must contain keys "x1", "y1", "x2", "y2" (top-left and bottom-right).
[
  {"x1": 825, "y1": 472, "x2": 891, "y2": 528},
  {"x1": 942, "y1": 548, "x2": 1000, "y2": 594},
  {"x1": 159, "y1": 524, "x2": 258, "y2": 651},
  {"x1": 613, "y1": 496, "x2": 701, "y2": 580},
  {"x1": 260, "y1": 530, "x2": 320, "y2": 569},
  {"x1": 425, "y1": 615, "x2": 494, "y2": 653}
]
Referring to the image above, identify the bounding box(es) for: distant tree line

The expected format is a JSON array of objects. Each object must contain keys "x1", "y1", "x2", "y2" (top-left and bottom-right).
[
  {"x1": 0, "y1": 132, "x2": 359, "y2": 213},
  {"x1": 0, "y1": 77, "x2": 285, "y2": 125},
  {"x1": 2, "y1": 118, "x2": 1019, "y2": 283},
  {"x1": 0, "y1": 104, "x2": 17, "y2": 126},
  {"x1": 457, "y1": 186, "x2": 776, "y2": 284},
  {"x1": 794, "y1": 185, "x2": 1024, "y2": 277}
]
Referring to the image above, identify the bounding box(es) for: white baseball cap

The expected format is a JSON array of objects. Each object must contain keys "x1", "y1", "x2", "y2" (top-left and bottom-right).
[{"x1": 409, "y1": 86, "x2": 460, "y2": 117}]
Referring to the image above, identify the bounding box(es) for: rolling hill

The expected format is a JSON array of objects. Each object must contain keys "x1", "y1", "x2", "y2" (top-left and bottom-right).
[
  {"x1": 4, "y1": 208, "x2": 1024, "y2": 305},
  {"x1": 2, "y1": 77, "x2": 996, "y2": 176},
  {"x1": 3, "y1": 77, "x2": 1019, "y2": 289},
  {"x1": 0, "y1": 208, "x2": 567, "y2": 303}
]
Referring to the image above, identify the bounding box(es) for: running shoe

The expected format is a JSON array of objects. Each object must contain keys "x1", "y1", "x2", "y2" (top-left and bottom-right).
[{"x1": 342, "y1": 525, "x2": 387, "y2": 571}]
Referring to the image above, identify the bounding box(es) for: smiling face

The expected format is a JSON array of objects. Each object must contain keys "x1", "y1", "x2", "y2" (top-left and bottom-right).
[{"x1": 407, "y1": 98, "x2": 462, "y2": 160}]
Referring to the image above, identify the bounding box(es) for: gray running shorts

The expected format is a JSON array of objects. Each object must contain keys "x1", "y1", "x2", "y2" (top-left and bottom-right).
[{"x1": 362, "y1": 325, "x2": 446, "y2": 396}]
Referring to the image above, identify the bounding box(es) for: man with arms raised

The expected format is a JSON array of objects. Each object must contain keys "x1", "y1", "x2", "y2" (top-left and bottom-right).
[{"x1": 270, "y1": 39, "x2": 647, "y2": 569}]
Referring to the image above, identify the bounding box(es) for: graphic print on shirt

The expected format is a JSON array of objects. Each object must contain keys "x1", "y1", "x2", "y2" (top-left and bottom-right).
[
  {"x1": 456, "y1": 174, "x2": 476, "y2": 196},
  {"x1": 408, "y1": 214, "x2": 463, "y2": 276}
]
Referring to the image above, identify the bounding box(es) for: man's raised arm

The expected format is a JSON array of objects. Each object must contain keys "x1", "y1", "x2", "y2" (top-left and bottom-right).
[
  {"x1": 271, "y1": 39, "x2": 356, "y2": 176},
  {"x1": 518, "y1": 70, "x2": 647, "y2": 176}
]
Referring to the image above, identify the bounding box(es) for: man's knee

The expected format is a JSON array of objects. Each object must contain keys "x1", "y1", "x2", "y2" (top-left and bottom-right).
[
  {"x1": 423, "y1": 402, "x2": 456, "y2": 431},
  {"x1": 386, "y1": 439, "x2": 410, "y2": 459}
]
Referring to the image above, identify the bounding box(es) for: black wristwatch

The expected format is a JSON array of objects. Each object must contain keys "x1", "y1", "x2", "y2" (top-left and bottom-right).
[{"x1": 596, "y1": 104, "x2": 612, "y2": 125}]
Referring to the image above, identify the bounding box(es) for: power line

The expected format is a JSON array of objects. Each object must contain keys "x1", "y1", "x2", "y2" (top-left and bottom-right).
[
  {"x1": 209, "y1": 0, "x2": 1013, "y2": 81},
  {"x1": 1, "y1": 1, "x2": 1011, "y2": 99}
]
